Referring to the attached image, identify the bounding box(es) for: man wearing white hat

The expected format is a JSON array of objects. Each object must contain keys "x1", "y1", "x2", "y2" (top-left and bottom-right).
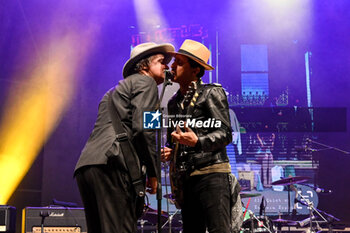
[
  {"x1": 162, "y1": 40, "x2": 240, "y2": 233},
  {"x1": 74, "y1": 42, "x2": 174, "y2": 233}
]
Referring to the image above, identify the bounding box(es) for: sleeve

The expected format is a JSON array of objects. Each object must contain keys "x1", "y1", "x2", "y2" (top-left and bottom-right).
[
  {"x1": 197, "y1": 87, "x2": 233, "y2": 152},
  {"x1": 130, "y1": 76, "x2": 159, "y2": 178},
  {"x1": 165, "y1": 97, "x2": 177, "y2": 149}
]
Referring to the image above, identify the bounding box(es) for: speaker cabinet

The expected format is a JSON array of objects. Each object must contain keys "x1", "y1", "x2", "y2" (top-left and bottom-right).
[
  {"x1": 22, "y1": 207, "x2": 86, "y2": 233},
  {"x1": 0, "y1": 205, "x2": 16, "y2": 233}
]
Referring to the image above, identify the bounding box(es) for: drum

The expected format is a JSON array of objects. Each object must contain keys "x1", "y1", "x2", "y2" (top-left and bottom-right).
[{"x1": 240, "y1": 216, "x2": 273, "y2": 233}]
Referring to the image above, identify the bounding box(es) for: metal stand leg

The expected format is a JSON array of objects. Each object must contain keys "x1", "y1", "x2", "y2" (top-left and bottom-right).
[
  {"x1": 250, "y1": 214, "x2": 255, "y2": 233},
  {"x1": 296, "y1": 192, "x2": 329, "y2": 233},
  {"x1": 162, "y1": 209, "x2": 180, "y2": 233},
  {"x1": 39, "y1": 211, "x2": 49, "y2": 233},
  {"x1": 248, "y1": 210, "x2": 272, "y2": 233}
]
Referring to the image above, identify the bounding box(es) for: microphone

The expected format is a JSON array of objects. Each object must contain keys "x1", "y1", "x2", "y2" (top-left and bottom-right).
[
  {"x1": 165, "y1": 70, "x2": 174, "y2": 82},
  {"x1": 298, "y1": 216, "x2": 316, "y2": 227},
  {"x1": 295, "y1": 198, "x2": 308, "y2": 207},
  {"x1": 303, "y1": 184, "x2": 332, "y2": 194},
  {"x1": 292, "y1": 203, "x2": 297, "y2": 216},
  {"x1": 40, "y1": 210, "x2": 50, "y2": 228},
  {"x1": 259, "y1": 196, "x2": 265, "y2": 216},
  {"x1": 294, "y1": 145, "x2": 315, "y2": 152},
  {"x1": 290, "y1": 185, "x2": 298, "y2": 216},
  {"x1": 40, "y1": 211, "x2": 50, "y2": 217},
  {"x1": 315, "y1": 187, "x2": 332, "y2": 194},
  {"x1": 292, "y1": 194, "x2": 298, "y2": 216},
  {"x1": 295, "y1": 146, "x2": 308, "y2": 152}
]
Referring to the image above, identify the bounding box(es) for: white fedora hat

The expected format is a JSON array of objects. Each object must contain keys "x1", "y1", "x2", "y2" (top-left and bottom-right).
[{"x1": 123, "y1": 42, "x2": 175, "y2": 78}]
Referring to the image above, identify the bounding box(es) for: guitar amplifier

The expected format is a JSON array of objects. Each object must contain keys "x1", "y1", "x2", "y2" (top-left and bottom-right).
[
  {"x1": 0, "y1": 205, "x2": 16, "y2": 233},
  {"x1": 22, "y1": 207, "x2": 86, "y2": 233},
  {"x1": 238, "y1": 171, "x2": 255, "y2": 190}
]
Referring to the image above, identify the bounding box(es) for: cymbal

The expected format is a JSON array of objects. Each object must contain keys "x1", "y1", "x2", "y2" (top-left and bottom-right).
[
  {"x1": 272, "y1": 218, "x2": 297, "y2": 226},
  {"x1": 271, "y1": 176, "x2": 310, "y2": 186},
  {"x1": 240, "y1": 192, "x2": 261, "y2": 198},
  {"x1": 163, "y1": 193, "x2": 175, "y2": 200},
  {"x1": 141, "y1": 211, "x2": 169, "y2": 224},
  {"x1": 144, "y1": 206, "x2": 156, "y2": 213}
]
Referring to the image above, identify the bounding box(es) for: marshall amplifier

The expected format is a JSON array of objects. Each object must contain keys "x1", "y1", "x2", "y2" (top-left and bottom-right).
[
  {"x1": 0, "y1": 205, "x2": 16, "y2": 233},
  {"x1": 22, "y1": 207, "x2": 86, "y2": 233}
]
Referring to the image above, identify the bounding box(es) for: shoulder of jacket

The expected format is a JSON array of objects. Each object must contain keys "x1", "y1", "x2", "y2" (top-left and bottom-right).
[
  {"x1": 124, "y1": 74, "x2": 157, "y2": 90},
  {"x1": 200, "y1": 83, "x2": 224, "y2": 94},
  {"x1": 128, "y1": 73, "x2": 153, "y2": 82},
  {"x1": 202, "y1": 82, "x2": 222, "y2": 88}
]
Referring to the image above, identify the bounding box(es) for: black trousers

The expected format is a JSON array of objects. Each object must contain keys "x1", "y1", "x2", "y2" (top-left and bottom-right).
[
  {"x1": 75, "y1": 164, "x2": 137, "y2": 233},
  {"x1": 182, "y1": 172, "x2": 231, "y2": 233}
]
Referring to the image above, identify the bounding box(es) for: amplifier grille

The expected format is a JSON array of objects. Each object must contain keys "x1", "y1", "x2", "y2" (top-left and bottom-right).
[{"x1": 32, "y1": 226, "x2": 81, "y2": 233}]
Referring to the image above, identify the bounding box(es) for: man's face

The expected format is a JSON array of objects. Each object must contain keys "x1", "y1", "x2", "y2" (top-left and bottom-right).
[
  {"x1": 147, "y1": 54, "x2": 169, "y2": 85},
  {"x1": 171, "y1": 54, "x2": 197, "y2": 86}
]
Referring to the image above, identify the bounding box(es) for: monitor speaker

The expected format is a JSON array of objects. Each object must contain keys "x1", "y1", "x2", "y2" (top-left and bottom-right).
[{"x1": 0, "y1": 205, "x2": 16, "y2": 233}]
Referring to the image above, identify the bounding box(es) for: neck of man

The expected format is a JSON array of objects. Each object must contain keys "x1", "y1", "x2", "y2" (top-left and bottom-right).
[{"x1": 140, "y1": 70, "x2": 150, "y2": 77}]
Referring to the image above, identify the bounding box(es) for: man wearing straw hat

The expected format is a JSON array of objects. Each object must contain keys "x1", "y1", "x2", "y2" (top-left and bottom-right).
[
  {"x1": 162, "y1": 39, "x2": 242, "y2": 233},
  {"x1": 74, "y1": 42, "x2": 175, "y2": 233}
]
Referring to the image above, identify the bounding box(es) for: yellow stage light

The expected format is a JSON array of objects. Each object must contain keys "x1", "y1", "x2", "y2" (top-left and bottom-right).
[{"x1": 0, "y1": 31, "x2": 95, "y2": 204}]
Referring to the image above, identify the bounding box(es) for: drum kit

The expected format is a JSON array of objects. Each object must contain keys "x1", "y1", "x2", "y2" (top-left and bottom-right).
[
  {"x1": 138, "y1": 175, "x2": 339, "y2": 233},
  {"x1": 239, "y1": 176, "x2": 310, "y2": 233},
  {"x1": 239, "y1": 176, "x2": 340, "y2": 233},
  {"x1": 138, "y1": 196, "x2": 182, "y2": 233}
]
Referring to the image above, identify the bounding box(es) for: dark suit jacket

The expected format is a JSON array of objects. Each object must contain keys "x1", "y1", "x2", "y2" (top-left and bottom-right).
[{"x1": 74, "y1": 73, "x2": 158, "y2": 178}]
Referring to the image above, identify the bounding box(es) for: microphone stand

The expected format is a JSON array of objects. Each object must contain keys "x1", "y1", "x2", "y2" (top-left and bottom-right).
[
  {"x1": 40, "y1": 211, "x2": 49, "y2": 233},
  {"x1": 306, "y1": 138, "x2": 350, "y2": 155},
  {"x1": 296, "y1": 192, "x2": 330, "y2": 232},
  {"x1": 305, "y1": 138, "x2": 350, "y2": 188},
  {"x1": 156, "y1": 70, "x2": 172, "y2": 233},
  {"x1": 248, "y1": 210, "x2": 273, "y2": 233}
]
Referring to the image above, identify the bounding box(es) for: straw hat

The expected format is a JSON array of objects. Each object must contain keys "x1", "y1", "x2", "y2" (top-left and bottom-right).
[
  {"x1": 171, "y1": 39, "x2": 214, "y2": 70},
  {"x1": 122, "y1": 42, "x2": 175, "y2": 78}
]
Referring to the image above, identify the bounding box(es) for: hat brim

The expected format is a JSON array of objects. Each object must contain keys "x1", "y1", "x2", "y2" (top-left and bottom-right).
[
  {"x1": 123, "y1": 43, "x2": 175, "y2": 78},
  {"x1": 169, "y1": 51, "x2": 214, "y2": 70}
]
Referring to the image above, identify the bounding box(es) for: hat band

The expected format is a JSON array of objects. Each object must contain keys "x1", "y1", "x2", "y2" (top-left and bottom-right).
[{"x1": 178, "y1": 49, "x2": 207, "y2": 65}]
